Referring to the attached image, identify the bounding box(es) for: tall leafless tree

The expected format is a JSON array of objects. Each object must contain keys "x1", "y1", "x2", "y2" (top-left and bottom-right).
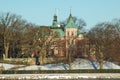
[
  {"x1": 0, "y1": 12, "x2": 28, "y2": 58},
  {"x1": 33, "y1": 26, "x2": 60, "y2": 65},
  {"x1": 88, "y1": 21, "x2": 120, "y2": 69}
]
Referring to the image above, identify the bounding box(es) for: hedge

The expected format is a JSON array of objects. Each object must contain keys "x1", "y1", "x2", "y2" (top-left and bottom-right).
[{"x1": 1, "y1": 69, "x2": 120, "y2": 74}]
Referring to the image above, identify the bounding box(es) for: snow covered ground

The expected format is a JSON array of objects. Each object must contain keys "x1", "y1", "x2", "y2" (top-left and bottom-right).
[
  {"x1": 0, "y1": 63, "x2": 24, "y2": 70},
  {"x1": 70, "y1": 58, "x2": 120, "y2": 69},
  {"x1": 0, "y1": 58, "x2": 120, "y2": 70}
]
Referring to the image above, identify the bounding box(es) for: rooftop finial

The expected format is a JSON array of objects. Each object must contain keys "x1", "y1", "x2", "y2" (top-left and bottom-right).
[
  {"x1": 55, "y1": 8, "x2": 59, "y2": 16},
  {"x1": 55, "y1": 8, "x2": 57, "y2": 16},
  {"x1": 70, "y1": 6, "x2": 72, "y2": 15}
]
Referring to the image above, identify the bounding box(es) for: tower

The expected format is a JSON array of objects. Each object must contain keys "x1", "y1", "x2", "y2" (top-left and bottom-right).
[
  {"x1": 50, "y1": 13, "x2": 65, "y2": 57},
  {"x1": 65, "y1": 13, "x2": 77, "y2": 58},
  {"x1": 51, "y1": 14, "x2": 58, "y2": 28}
]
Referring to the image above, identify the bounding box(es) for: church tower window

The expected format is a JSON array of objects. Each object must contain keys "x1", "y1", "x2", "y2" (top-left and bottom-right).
[{"x1": 67, "y1": 32, "x2": 69, "y2": 36}]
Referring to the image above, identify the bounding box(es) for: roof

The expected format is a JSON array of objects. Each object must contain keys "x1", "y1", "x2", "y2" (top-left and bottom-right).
[
  {"x1": 53, "y1": 29, "x2": 64, "y2": 38},
  {"x1": 65, "y1": 14, "x2": 77, "y2": 29},
  {"x1": 51, "y1": 15, "x2": 58, "y2": 28},
  {"x1": 52, "y1": 21, "x2": 58, "y2": 28}
]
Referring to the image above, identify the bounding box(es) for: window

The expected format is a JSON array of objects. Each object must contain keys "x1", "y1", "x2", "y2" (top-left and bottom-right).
[
  {"x1": 68, "y1": 41, "x2": 70, "y2": 45},
  {"x1": 58, "y1": 50, "x2": 60, "y2": 54},
  {"x1": 72, "y1": 40, "x2": 74, "y2": 44},
  {"x1": 67, "y1": 32, "x2": 69, "y2": 36},
  {"x1": 72, "y1": 32, "x2": 74, "y2": 36}
]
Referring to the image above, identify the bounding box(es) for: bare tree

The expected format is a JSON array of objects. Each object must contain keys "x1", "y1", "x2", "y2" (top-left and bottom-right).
[
  {"x1": 33, "y1": 26, "x2": 60, "y2": 65},
  {"x1": 65, "y1": 34, "x2": 77, "y2": 70},
  {"x1": 0, "y1": 12, "x2": 28, "y2": 58},
  {"x1": 88, "y1": 21, "x2": 120, "y2": 69}
]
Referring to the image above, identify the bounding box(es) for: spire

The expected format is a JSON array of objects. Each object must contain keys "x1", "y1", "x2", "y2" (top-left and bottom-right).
[
  {"x1": 68, "y1": 7, "x2": 72, "y2": 22},
  {"x1": 55, "y1": 8, "x2": 58, "y2": 16},
  {"x1": 53, "y1": 14, "x2": 57, "y2": 22},
  {"x1": 53, "y1": 8, "x2": 58, "y2": 22},
  {"x1": 70, "y1": 6, "x2": 72, "y2": 15},
  {"x1": 65, "y1": 12, "x2": 77, "y2": 29},
  {"x1": 51, "y1": 9, "x2": 58, "y2": 28}
]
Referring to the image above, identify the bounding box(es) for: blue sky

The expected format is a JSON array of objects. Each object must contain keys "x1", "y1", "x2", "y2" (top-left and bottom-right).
[{"x1": 0, "y1": 0, "x2": 120, "y2": 29}]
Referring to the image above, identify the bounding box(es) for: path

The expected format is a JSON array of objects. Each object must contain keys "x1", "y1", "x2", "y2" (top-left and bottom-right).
[{"x1": 0, "y1": 73, "x2": 120, "y2": 79}]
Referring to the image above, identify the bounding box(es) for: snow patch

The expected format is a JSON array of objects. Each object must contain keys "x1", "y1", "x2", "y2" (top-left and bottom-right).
[{"x1": 0, "y1": 58, "x2": 120, "y2": 70}]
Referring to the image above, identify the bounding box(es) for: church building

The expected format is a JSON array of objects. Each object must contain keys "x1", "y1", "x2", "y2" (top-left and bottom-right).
[{"x1": 48, "y1": 13, "x2": 87, "y2": 58}]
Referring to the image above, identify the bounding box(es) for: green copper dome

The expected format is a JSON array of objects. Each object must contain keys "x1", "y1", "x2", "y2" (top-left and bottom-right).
[
  {"x1": 65, "y1": 14, "x2": 77, "y2": 29},
  {"x1": 54, "y1": 29, "x2": 64, "y2": 38},
  {"x1": 77, "y1": 30, "x2": 81, "y2": 35},
  {"x1": 51, "y1": 15, "x2": 58, "y2": 28}
]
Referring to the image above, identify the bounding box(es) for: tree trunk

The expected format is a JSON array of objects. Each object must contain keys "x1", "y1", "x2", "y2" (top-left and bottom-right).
[
  {"x1": 40, "y1": 55, "x2": 43, "y2": 65},
  {"x1": 40, "y1": 50, "x2": 45, "y2": 65},
  {"x1": 99, "y1": 60, "x2": 103, "y2": 69},
  {"x1": 68, "y1": 52, "x2": 72, "y2": 70},
  {"x1": 99, "y1": 52, "x2": 103, "y2": 69},
  {"x1": 66, "y1": 47, "x2": 68, "y2": 59},
  {"x1": 4, "y1": 42, "x2": 9, "y2": 59}
]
